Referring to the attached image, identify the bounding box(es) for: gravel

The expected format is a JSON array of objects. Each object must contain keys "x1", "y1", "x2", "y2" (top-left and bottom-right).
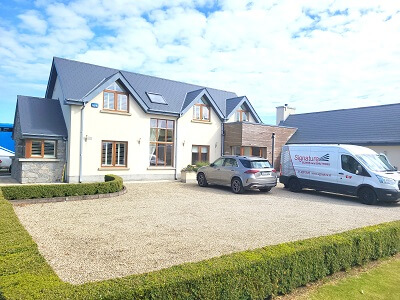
[{"x1": 14, "y1": 182, "x2": 400, "y2": 284}]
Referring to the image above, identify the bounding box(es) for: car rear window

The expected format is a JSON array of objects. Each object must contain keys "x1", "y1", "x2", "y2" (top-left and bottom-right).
[{"x1": 239, "y1": 159, "x2": 272, "y2": 169}]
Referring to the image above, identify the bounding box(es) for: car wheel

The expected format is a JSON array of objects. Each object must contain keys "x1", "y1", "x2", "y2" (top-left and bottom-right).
[
  {"x1": 358, "y1": 187, "x2": 377, "y2": 205},
  {"x1": 289, "y1": 178, "x2": 302, "y2": 193},
  {"x1": 197, "y1": 172, "x2": 208, "y2": 187},
  {"x1": 259, "y1": 187, "x2": 272, "y2": 192},
  {"x1": 231, "y1": 177, "x2": 244, "y2": 194}
]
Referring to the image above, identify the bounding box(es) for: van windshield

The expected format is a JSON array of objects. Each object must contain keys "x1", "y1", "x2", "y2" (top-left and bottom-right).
[{"x1": 356, "y1": 154, "x2": 395, "y2": 172}]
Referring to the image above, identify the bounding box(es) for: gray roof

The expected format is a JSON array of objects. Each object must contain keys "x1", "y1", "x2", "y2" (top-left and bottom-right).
[
  {"x1": 16, "y1": 95, "x2": 68, "y2": 138},
  {"x1": 281, "y1": 103, "x2": 400, "y2": 145},
  {"x1": 46, "y1": 57, "x2": 262, "y2": 121}
]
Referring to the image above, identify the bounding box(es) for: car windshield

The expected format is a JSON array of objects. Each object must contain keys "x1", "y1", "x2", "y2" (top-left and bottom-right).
[
  {"x1": 356, "y1": 154, "x2": 395, "y2": 172},
  {"x1": 240, "y1": 159, "x2": 271, "y2": 169}
]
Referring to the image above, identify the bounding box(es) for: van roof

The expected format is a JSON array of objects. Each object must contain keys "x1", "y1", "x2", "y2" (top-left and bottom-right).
[{"x1": 286, "y1": 144, "x2": 377, "y2": 155}]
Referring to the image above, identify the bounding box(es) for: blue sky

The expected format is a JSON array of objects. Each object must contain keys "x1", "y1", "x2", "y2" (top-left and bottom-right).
[{"x1": 1, "y1": 0, "x2": 400, "y2": 125}]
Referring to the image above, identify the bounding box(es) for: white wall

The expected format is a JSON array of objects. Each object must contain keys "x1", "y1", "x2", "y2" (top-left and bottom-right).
[
  {"x1": 366, "y1": 145, "x2": 400, "y2": 169},
  {"x1": 67, "y1": 89, "x2": 223, "y2": 182}
]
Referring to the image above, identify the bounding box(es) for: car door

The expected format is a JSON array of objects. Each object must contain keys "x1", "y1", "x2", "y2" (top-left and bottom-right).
[
  {"x1": 219, "y1": 158, "x2": 239, "y2": 185},
  {"x1": 206, "y1": 158, "x2": 225, "y2": 184},
  {"x1": 337, "y1": 154, "x2": 365, "y2": 195}
]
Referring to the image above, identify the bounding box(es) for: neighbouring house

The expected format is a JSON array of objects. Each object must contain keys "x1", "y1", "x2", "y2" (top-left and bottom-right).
[
  {"x1": 278, "y1": 103, "x2": 400, "y2": 169},
  {"x1": 12, "y1": 57, "x2": 296, "y2": 183}
]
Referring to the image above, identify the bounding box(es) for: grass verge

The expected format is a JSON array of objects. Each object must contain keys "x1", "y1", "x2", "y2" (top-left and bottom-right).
[
  {"x1": 306, "y1": 255, "x2": 400, "y2": 300},
  {"x1": 0, "y1": 187, "x2": 399, "y2": 299}
]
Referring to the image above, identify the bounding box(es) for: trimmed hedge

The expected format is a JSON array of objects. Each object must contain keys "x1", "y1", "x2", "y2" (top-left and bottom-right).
[
  {"x1": 1, "y1": 174, "x2": 123, "y2": 200},
  {"x1": 0, "y1": 187, "x2": 399, "y2": 299}
]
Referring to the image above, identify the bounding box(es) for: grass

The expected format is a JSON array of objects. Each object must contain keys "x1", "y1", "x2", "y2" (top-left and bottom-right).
[{"x1": 306, "y1": 256, "x2": 400, "y2": 300}]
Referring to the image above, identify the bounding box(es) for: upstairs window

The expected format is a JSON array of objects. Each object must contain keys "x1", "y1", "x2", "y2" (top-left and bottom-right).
[
  {"x1": 193, "y1": 97, "x2": 210, "y2": 122},
  {"x1": 25, "y1": 140, "x2": 56, "y2": 158},
  {"x1": 103, "y1": 81, "x2": 128, "y2": 112},
  {"x1": 236, "y1": 104, "x2": 249, "y2": 122}
]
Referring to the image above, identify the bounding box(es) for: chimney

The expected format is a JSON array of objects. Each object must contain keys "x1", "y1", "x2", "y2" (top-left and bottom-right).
[{"x1": 276, "y1": 104, "x2": 295, "y2": 125}]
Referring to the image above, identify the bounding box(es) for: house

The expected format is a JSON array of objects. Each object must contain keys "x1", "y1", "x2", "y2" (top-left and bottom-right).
[
  {"x1": 11, "y1": 57, "x2": 296, "y2": 183},
  {"x1": 278, "y1": 103, "x2": 400, "y2": 168}
]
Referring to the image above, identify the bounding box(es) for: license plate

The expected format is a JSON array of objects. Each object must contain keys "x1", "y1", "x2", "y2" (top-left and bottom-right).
[{"x1": 261, "y1": 171, "x2": 271, "y2": 176}]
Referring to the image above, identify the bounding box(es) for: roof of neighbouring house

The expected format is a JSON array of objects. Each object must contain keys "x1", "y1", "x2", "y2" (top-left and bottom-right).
[
  {"x1": 281, "y1": 103, "x2": 400, "y2": 145},
  {"x1": 46, "y1": 57, "x2": 262, "y2": 122},
  {"x1": 15, "y1": 95, "x2": 68, "y2": 138},
  {"x1": 0, "y1": 123, "x2": 14, "y2": 152}
]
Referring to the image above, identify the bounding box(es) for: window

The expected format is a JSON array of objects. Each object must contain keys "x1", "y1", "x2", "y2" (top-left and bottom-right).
[
  {"x1": 101, "y1": 141, "x2": 127, "y2": 167},
  {"x1": 191, "y1": 145, "x2": 209, "y2": 164},
  {"x1": 103, "y1": 81, "x2": 128, "y2": 112},
  {"x1": 236, "y1": 104, "x2": 249, "y2": 122},
  {"x1": 150, "y1": 119, "x2": 174, "y2": 166},
  {"x1": 223, "y1": 158, "x2": 238, "y2": 167},
  {"x1": 341, "y1": 155, "x2": 362, "y2": 174},
  {"x1": 212, "y1": 157, "x2": 224, "y2": 167},
  {"x1": 146, "y1": 92, "x2": 167, "y2": 104},
  {"x1": 231, "y1": 146, "x2": 267, "y2": 158},
  {"x1": 193, "y1": 96, "x2": 210, "y2": 121},
  {"x1": 240, "y1": 159, "x2": 272, "y2": 169},
  {"x1": 25, "y1": 140, "x2": 56, "y2": 158}
]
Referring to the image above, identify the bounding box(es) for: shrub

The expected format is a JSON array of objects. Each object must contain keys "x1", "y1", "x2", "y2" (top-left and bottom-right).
[
  {"x1": 0, "y1": 186, "x2": 399, "y2": 299},
  {"x1": 181, "y1": 162, "x2": 209, "y2": 172},
  {"x1": 1, "y1": 174, "x2": 123, "y2": 200}
]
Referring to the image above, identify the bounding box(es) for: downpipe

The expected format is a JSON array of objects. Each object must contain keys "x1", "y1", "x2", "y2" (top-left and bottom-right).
[{"x1": 79, "y1": 103, "x2": 86, "y2": 183}]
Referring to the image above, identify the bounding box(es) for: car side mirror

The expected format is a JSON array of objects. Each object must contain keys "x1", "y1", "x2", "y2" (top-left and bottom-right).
[
  {"x1": 394, "y1": 166, "x2": 398, "y2": 171},
  {"x1": 210, "y1": 163, "x2": 215, "y2": 167},
  {"x1": 356, "y1": 165, "x2": 362, "y2": 175}
]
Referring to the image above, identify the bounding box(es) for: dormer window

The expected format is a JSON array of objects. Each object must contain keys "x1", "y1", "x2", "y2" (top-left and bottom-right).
[
  {"x1": 193, "y1": 97, "x2": 210, "y2": 122},
  {"x1": 236, "y1": 104, "x2": 249, "y2": 122},
  {"x1": 103, "y1": 81, "x2": 128, "y2": 112}
]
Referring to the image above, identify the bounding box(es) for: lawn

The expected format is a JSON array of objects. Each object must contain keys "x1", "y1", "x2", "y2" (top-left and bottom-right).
[{"x1": 307, "y1": 256, "x2": 400, "y2": 300}]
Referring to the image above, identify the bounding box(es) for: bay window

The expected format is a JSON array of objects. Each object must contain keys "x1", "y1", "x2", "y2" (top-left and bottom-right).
[
  {"x1": 101, "y1": 141, "x2": 127, "y2": 167},
  {"x1": 150, "y1": 119, "x2": 174, "y2": 166}
]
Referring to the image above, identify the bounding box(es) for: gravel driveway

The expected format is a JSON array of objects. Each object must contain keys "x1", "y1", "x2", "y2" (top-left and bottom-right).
[{"x1": 14, "y1": 182, "x2": 400, "y2": 284}]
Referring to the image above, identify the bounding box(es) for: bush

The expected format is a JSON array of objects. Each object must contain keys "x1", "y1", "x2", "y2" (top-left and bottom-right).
[
  {"x1": 1, "y1": 174, "x2": 123, "y2": 200},
  {"x1": 0, "y1": 186, "x2": 399, "y2": 299},
  {"x1": 181, "y1": 162, "x2": 209, "y2": 172}
]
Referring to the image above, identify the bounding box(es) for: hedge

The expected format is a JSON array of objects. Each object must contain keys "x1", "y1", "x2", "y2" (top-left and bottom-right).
[
  {"x1": 1, "y1": 174, "x2": 123, "y2": 200},
  {"x1": 0, "y1": 187, "x2": 399, "y2": 299}
]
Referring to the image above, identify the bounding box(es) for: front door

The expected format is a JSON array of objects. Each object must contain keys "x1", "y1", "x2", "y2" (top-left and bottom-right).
[{"x1": 338, "y1": 154, "x2": 365, "y2": 195}]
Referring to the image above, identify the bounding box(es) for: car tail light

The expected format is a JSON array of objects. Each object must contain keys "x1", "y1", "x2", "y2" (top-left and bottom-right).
[
  {"x1": 244, "y1": 169, "x2": 260, "y2": 174},
  {"x1": 0, "y1": 160, "x2": 2, "y2": 163},
  {"x1": 272, "y1": 169, "x2": 277, "y2": 173}
]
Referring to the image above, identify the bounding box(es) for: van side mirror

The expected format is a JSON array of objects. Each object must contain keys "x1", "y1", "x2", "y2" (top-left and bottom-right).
[
  {"x1": 210, "y1": 163, "x2": 215, "y2": 167},
  {"x1": 356, "y1": 165, "x2": 362, "y2": 175},
  {"x1": 394, "y1": 166, "x2": 398, "y2": 171}
]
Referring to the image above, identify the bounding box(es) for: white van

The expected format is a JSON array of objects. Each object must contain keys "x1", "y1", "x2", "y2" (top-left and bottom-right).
[{"x1": 280, "y1": 144, "x2": 400, "y2": 204}]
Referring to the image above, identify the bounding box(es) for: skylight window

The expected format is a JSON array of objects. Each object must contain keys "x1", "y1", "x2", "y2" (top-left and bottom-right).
[{"x1": 147, "y1": 92, "x2": 167, "y2": 104}]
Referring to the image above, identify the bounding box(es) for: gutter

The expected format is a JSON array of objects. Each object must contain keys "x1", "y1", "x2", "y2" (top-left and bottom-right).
[
  {"x1": 79, "y1": 102, "x2": 86, "y2": 183},
  {"x1": 174, "y1": 113, "x2": 182, "y2": 180}
]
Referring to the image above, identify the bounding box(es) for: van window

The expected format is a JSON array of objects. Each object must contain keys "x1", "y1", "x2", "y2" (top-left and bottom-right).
[{"x1": 341, "y1": 155, "x2": 362, "y2": 174}]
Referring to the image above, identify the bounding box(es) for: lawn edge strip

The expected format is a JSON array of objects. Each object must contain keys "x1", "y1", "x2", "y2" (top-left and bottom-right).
[{"x1": 0, "y1": 188, "x2": 399, "y2": 299}]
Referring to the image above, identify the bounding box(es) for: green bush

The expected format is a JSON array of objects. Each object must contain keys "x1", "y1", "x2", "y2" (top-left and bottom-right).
[
  {"x1": 0, "y1": 186, "x2": 399, "y2": 299},
  {"x1": 181, "y1": 161, "x2": 209, "y2": 172},
  {"x1": 1, "y1": 174, "x2": 123, "y2": 200}
]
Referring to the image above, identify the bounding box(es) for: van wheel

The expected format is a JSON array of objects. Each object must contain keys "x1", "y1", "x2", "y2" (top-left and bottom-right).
[
  {"x1": 289, "y1": 178, "x2": 302, "y2": 193},
  {"x1": 358, "y1": 187, "x2": 377, "y2": 205},
  {"x1": 197, "y1": 173, "x2": 208, "y2": 187},
  {"x1": 231, "y1": 177, "x2": 244, "y2": 194}
]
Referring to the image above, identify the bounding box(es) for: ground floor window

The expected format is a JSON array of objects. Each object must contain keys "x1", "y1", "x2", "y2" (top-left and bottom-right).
[
  {"x1": 231, "y1": 146, "x2": 267, "y2": 158},
  {"x1": 101, "y1": 141, "x2": 127, "y2": 167},
  {"x1": 191, "y1": 145, "x2": 209, "y2": 164},
  {"x1": 150, "y1": 118, "x2": 174, "y2": 166},
  {"x1": 25, "y1": 139, "x2": 56, "y2": 158}
]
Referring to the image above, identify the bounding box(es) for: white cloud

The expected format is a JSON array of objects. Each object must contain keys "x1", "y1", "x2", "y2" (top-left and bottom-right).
[
  {"x1": 1, "y1": 0, "x2": 400, "y2": 124},
  {"x1": 17, "y1": 10, "x2": 47, "y2": 34}
]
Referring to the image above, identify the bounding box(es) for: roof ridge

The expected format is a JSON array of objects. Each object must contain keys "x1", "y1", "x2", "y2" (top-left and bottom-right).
[
  {"x1": 54, "y1": 57, "x2": 237, "y2": 95},
  {"x1": 17, "y1": 95, "x2": 57, "y2": 101},
  {"x1": 287, "y1": 102, "x2": 400, "y2": 118}
]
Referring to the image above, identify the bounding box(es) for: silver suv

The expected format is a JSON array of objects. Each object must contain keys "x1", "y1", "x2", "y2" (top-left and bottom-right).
[{"x1": 196, "y1": 156, "x2": 277, "y2": 193}]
